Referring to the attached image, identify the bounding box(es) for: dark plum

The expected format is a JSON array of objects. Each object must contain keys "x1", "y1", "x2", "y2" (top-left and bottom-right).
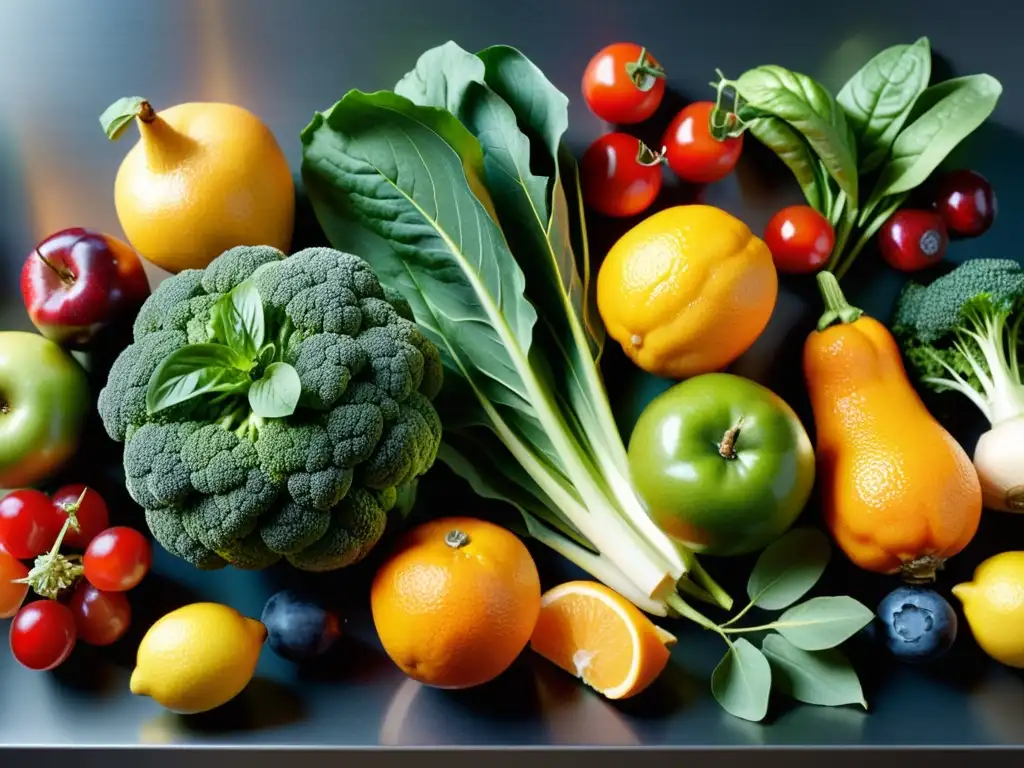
[
  {"x1": 261, "y1": 589, "x2": 343, "y2": 663},
  {"x1": 876, "y1": 586, "x2": 957, "y2": 664},
  {"x1": 933, "y1": 169, "x2": 997, "y2": 238}
]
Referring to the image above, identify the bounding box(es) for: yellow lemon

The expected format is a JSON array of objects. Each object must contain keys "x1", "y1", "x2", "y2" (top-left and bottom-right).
[
  {"x1": 101, "y1": 96, "x2": 295, "y2": 274},
  {"x1": 596, "y1": 205, "x2": 777, "y2": 380},
  {"x1": 130, "y1": 602, "x2": 267, "y2": 714},
  {"x1": 952, "y1": 551, "x2": 1024, "y2": 668}
]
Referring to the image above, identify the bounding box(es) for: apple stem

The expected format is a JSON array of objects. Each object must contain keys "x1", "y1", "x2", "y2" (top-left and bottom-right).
[{"x1": 35, "y1": 249, "x2": 76, "y2": 286}]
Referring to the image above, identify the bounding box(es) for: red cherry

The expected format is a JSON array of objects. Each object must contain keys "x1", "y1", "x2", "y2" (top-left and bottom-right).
[
  {"x1": 933, "y1": 169, "x2": 997, "y2": 238},
  {"x1": 878, "y1": 209, "x2": 949, "y2": 273}
]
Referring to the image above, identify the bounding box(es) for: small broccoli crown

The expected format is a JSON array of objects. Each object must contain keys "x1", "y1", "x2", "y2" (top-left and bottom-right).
[
  {"x1": 384, "y1": 286, "x2": 415, "y2": 322},
  {"x1": 362, "y1": 392, "x2": 442, "y2": 489},
  {"x1": 97, "y1": 329, "x2": 190, "y2": 442},
  {"x1": 133, "y1": 270, "x2": 206, "y2": 339},
  {"x1": 255, "y1": 419, "x2": 355, "y2": 510},
  {"x1": 325, "y1": 388, "x2": 389, "y2": 469},
  {"x1": 123, "y1": 422, "x2": 201, "y2": 509},
  {"x1": 214, "y1": 528, "x2": 282, "y2": 570},
  {"x1": 284, "y1": 489, "x2": 388, "y2": 572},
  {"x1": 145, "y1": 507, "x2": 227, "y2": 571},
  {"x1": 201, "y1": 245, "x2": 286, "y2": 294},
  {"x1": 260, "y1": 501, "x2": 332, "y2": 555},
  {"x1": 288, "y1": 332, "x2": 368, "y2": 410},
  {"x1": 253, "y1": 247, "x2": 384, "y2": 336}
]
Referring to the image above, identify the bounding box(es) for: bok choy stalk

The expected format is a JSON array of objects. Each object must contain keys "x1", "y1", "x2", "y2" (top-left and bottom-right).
[{"x1": 299, "y1": 41, "x2": 730, "y2": 619}]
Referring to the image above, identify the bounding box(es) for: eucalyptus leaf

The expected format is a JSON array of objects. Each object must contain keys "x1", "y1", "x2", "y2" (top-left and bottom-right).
[
  {"x1": 711, "y1": 638, "x2": 772, "y2": 723},
  {"x1": 746, "y1": 117, "x2": 824, "y2": 211},
  {"x1": 837, "y1": 37, "x2": 932, "y2": 174},
  {"x1": 146, "y1": 343, "x2": 252, "y2": 415},
  {"x1": 733, "y1": 65, "x2": 859, "y2": 203},
  {"x1": 210, "y1": 279, "x2": 265, "y2": 360},
  {"x1": 771, "y1": 596, "x2": 875, "y2": 651},
  {"x1": 248, "y1": 362, "x2": 301, "y2": 419},
  {"x1": 746, "y1": 527, "x2": 831, "y2": 611},
  {"x1": 868, "y1": 74, "x2": 1002, "y2": 202},
  {"x1": 762, "y1": 634, "x2": 867, "y2": 709}
]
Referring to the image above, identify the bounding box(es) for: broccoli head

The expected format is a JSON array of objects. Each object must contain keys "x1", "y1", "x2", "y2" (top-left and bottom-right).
[
  {"x1": 892, "y1": 258, "x2": 1024, "y2": 426},
  {"x1": 99, "y1": 245, "x2": 444, "y2": 573}
]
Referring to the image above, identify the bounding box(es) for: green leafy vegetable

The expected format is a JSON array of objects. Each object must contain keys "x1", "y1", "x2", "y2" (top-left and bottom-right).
[
  {"x1": 711, "y1": 639, "x2": 772, "y2": 723},
  {"x1": 248, "y1": 362, "x2": 301, "y2": 419},
  {"x1": 771, "y1": 596, "x2": 875, "y2": 651},
  {"x1": 146, "y1": 344, "x2": 252, "y2": 415},
  {"x1": 745, "y1": 117, "x2": 824, "y2": 210},
  {"x1": 209, "y1": 279, "x2": 265, "y2": 360},
  {"x1": 836, "y1": 37, "x2": 931, "y2": 173},
  {"x1": 745, "y1": 527, "x2": 831, "y2": 611},
  {"x1": 762, "y1": 634, "x2": 867, "y2": 708}
]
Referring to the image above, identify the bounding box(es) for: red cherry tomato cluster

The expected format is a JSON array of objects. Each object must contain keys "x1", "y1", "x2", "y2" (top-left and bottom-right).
[
  {"x1": 579, "y1": 43, "x2": 745, "y2": 218},
  {"x1": 0, "y1": 485, "x2": 151, "y2": 671}
]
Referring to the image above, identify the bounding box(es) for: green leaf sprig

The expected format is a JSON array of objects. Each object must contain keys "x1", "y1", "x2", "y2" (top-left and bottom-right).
[
  {"x1": 670, "y1": 527, "x2": 872, "y2": 722},
  {"x1": 146, "y1": 278, "x2": 300, "y2": 422},
  {"x1": 709, "y1": 37, "x2": 1002, "y2": 280}
]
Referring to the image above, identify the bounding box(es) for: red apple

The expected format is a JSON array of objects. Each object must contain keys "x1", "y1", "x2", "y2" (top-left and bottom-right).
[{"x1": 21, "y1": 228, "x2": 151, "y2": 349}]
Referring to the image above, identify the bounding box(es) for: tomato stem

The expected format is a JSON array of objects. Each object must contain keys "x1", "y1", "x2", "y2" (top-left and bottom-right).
[
  {"x1": 624, "y1": 47, "x2": 665, "y2": 92},
  {"x1": 635, "y1": 140, "x2": 667, "y2": 167},
  {"x1": 708, "y1": 71, "x2": 747, "y2": 142},
  {"x1": 815, "y1": 271, "x2": 864, "y2": 331},
  {"x1": 57, "y1": 486, "x2": 90, "y2": 533},
  {"x1": 10, "y1": 516, "x2": 84, "y2": 600}
]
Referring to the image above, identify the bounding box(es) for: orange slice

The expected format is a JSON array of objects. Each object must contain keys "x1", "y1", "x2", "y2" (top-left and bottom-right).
[{"x1": 529, "y1": 580, "x2": 677, "y2": 700}]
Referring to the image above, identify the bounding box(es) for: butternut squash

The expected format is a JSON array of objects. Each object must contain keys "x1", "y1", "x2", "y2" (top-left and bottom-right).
[{"x1": 802, "y1": 272, "x2": 982, "y2": 582}]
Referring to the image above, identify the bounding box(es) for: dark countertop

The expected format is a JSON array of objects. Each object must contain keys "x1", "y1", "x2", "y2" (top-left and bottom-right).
[{"x1": 1, "y1": 0, "x2": 1023, "y2": 748}]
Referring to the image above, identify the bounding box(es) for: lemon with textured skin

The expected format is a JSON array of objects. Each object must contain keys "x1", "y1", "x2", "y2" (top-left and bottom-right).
[
  {"x1": 130, "y1": 602, "x2": 267, "y2": 714},
  {"x1": 952, "y1": 551, "x2": 1024, "y2": 668},
  {"x1": 100, "y1": 96, "x2": 295, "y2": 274}
]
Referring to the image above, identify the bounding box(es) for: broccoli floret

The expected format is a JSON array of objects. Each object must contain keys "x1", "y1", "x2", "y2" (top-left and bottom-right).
[
  {"x1": 145, "y1": 507, "x2": 228, "y2": 571},
  {"x1": 893, "y1": 258, "x2": 1024, "y2": 426},
  {"x1": 260, "y1": 501, "x2": 332, "y2": 555},
  {"x1": 285, "y1": 489, "x2": 388, "y2": 572},
  {"x1": 103, "y1": 245, "x2": 444, "y2": 575},
  {"x1": 123, "y1": 422, "x2": 201, "y2": 509}
]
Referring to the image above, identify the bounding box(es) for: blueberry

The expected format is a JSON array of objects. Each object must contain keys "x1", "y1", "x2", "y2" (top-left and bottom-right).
[
  {"x1": 876, "y1": 585, "x2": 957, "y2": 664},
  {"x1": 261, "y1": 589, "x2": 343, "y2": 663}
]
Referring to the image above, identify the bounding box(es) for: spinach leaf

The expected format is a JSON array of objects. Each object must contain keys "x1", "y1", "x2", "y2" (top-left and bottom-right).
[
  {"x1": 868, "y1": 74, "x2": 1002, "y2": 202},
  {"x1": 837, "y1": 37, "x2": 932, "y2": 174},
  {"x1": 248, "y1": 362, "x2": 301, "y2": 419},
  {"x1": 209, "y1": 279, "x2": 265, "y2": 360},
  {"x1": 745, "y1": 116, "x2": 825, "y2": 211},
  {"x1": 146, "y1": 343, "x2": 253, "y2": 415},
  {"x1": 733, "y1": 65, "x2": 859, "y2": 204}
]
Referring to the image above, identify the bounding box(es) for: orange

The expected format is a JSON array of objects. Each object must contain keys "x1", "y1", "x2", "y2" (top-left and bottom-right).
[
  {"x1": 596, "y1": 204, "x2": 778, "y2": 379},
  {"x1": 104, "y1": 98, "x2": 295, "y2": 273},
  {"x1": 530, "y1": 580, "x2": 677, "y2": 700},
  {"x1": 370, "y1": 517, "x2": 541, "y2": 689}
]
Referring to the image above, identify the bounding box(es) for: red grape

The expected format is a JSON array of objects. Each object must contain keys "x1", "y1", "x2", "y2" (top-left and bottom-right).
[
  {"x1": 51, "y1": 485, "x2": 110, "y2": 550},
  {"x1": 0, "y1": 550, "x2": 29, "y2": 619},
  {"x1": 0, "y1": 489, "x2": 64, "y2": 559},
  {"x1": 83, "y1": 527, "x2": 152, "y2": 592},
  {"x1": 68, "y1": 582, "x2": 131, "y2": 646},
  {"x1": 10, "y1": 600, "x2": 77, "y2": 671}
]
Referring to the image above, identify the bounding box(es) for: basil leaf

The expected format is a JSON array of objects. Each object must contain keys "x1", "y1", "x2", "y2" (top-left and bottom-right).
[
  {"x1": 746, "y1": 116, "x2": 825, "y2": 211},
  {"x1": 762, "y1": 634, "x2": 867, "y2": 709},
  {"x1": 248, "y1": 362, "x2": 301, "y2": 419},
  {"x1": 733, "y1": 65, "x2": 859, "y2": 204},
  {"x1": 210, "y1": 279, "x2": 265, "y2": 360},
  {"x1": 771, "y1": 596, "x2": 875, "y2": 651},
  {"x1": 746, "y1": 527, "x2": 831, "y2": 611},
  {"x1": 146, "y1": 343, "x2": 252, "y2": 415},
  {"x1": 837, "y1": 38, "x2": 932, "y2": 174},
  {"x1": 869, "y1": 74, "x2": 1002, "y2": 201},
  {"x1": 711, "y1": 639, "x2": 772, "y2": 722}
]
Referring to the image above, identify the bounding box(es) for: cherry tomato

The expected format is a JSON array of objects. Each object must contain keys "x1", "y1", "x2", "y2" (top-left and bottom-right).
[
  {"x1": 878, "y1": 209, "x2": 949, "y2": 273},
  {"x1": 51, "y1": 485, "x2": 110, "y2": 550},
  {"x1": 763, "y1": 205, "x2": 836, "y2": 274},
  {"x1": 68, "y1": 582, "x2": 131, "y2": 646},
  {"x1": 83, "y1": 526, "x2": 152, "y2": 592},
  {"x1": 932, "y1": 169, "x2": 997, "y2": 238},
  {"x1": 663, "y1": 101, "x2": 744, "y2": 184},
  {"x1": 10, "y1": 599, "x2": 77, "y2": 671},
  {"x1": 0, "y1": 489, "x2": 64, "y2": 559},
  {"x1": 581, "y1": 43, "x2": 666, "y2": 124},
  {"x1": 0, "y1": 549, "x2": 29, "y2": 619},
  {"x1": 580, "y1": 132, "x2": 663, "y2": 218}
]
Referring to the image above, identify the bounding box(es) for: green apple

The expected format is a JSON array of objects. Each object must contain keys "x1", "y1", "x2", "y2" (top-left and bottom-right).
[{"x1": 0, "y1": 332, "x2": 89, "y2": 488}]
